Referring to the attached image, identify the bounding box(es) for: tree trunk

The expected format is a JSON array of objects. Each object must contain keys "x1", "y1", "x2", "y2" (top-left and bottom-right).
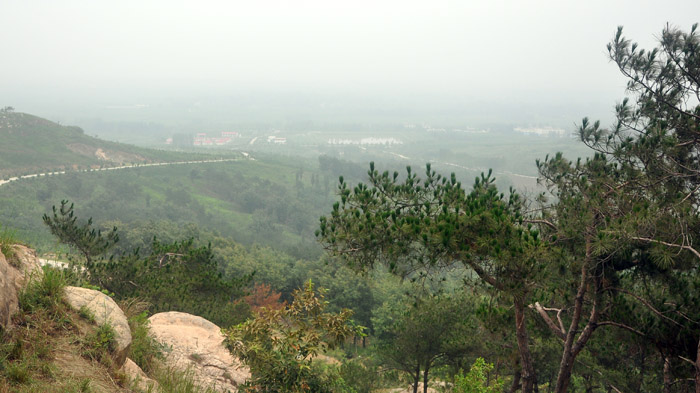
[
  {"x1": 423, "y1": 365, "x2": 430, "y2": 393},
  {"x1": 553, "y1": 239, "x2": 599, "y2": 393},
  {"x1": 554, "y1": 349, "x2": 576, "y2": 393},
  {"x1": 695, "y1": 338, "x2": 700, "y2": 393},
  {"x1": 509, "y1": 369, "x2": 522, "y2": 393},
  {"x1": 514, "y1": 297, "x2": 537, "y2": 393},
  {"x1": 637, "y1": 346, "x2": 646, "y2": 393},
  {"x1": 663, "y1": 356, "x2": 672, "y2": 393},
  {"x1": 413, "y1": 365, "x2": 421, "y2": 393}
]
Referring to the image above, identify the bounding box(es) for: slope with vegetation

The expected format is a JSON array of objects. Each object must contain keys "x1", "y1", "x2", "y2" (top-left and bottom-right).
[{"x1": 0, "y1": 107, "x2": 225, "y2": 180}]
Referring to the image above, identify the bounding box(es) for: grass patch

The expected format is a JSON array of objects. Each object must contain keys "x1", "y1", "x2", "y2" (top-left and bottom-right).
[
  {"x1": 81, "y1": 323, "x2": 116, "y2": 366},
  {"x1": 118, "y1": 298, "x2": 167, "y2": 374},
  {"x1": 78, "y1": 305, "x2": 96, "y2": 323},
  {"x1": 4, "y1": 361, "x2": 32, "y2": 384},
  {"x1": 128, "y1": 311, "x2": 165, "y2": 374},
  {"x1": 0, "y1": 223, "x2": 18, "y2": 263},
  {"x1": 151, "y1": 365, "x2": 218, "y2": 393},
  {"x1": 18, "y1": 267, "x2": 67, "y2": 318},
  {"x1": 0, "y1": 268, "x2": 68, "y2": 390},
  {"x1": 0, "y1": 266, "x2": 132, "y2": 393},
  {"x1": 70, "y1": 378, "x2": 93, "y2": 393}
]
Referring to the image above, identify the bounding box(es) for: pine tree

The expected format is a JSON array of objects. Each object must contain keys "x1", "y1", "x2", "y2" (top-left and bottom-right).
[
  {"x1": 317, "y1": 164, "x2": 547, "y2": 393},
  {"x1": 43, "y1": 199, "x2": 119, "y2": 265}
]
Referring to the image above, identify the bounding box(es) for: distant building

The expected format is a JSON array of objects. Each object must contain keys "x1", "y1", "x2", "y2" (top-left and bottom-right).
[
  {"x1": 514, "y1": 126, "x2": 567, "y2": 136},
  {"x1": 193, "y1": 131, "x2": 239, "y2": 146},
  {"x1": 267, "y1": 136, "x2": 287, "y2": 144},
  {"x1": 327, "y1": 137, "x2": 402, "y2": 145}
]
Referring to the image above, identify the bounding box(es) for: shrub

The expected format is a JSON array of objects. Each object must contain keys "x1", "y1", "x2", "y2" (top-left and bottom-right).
[
  {"x1": 224, "y1": 280, "x2": 361, "y2": 393},
  {"x1": 339, "y1": 357, "x2": 387, "y2": 393},
  {"x1": 453, "y1": 358, "x2": 503, "y2": 393}
]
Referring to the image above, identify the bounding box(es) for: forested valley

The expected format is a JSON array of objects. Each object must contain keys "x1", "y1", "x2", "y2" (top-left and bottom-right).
[{"x1": 1, "y1": 24, "x2": 699, "y2": 393}]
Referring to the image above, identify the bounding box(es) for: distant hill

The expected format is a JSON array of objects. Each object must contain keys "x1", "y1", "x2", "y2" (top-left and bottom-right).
[{"x1": 0, "y1": 108, "x2": 210, "y2": 179}]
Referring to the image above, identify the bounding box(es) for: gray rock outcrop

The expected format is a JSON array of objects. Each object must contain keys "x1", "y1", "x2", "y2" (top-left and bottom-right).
[
  {"x1": 0, "y1": 245, "x2": 43, "y2": 329},
  {"x1": 148, "y1": 311, "x2": 249, "y2": 392},
  {"x1": 63, "y1": 286, "x2": 132, "y2": 366},
  {"x1": 10, "y1": 245, "x2": 44, "y2": 282}
]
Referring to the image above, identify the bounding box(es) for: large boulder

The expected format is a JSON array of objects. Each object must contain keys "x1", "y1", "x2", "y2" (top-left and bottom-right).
[
  {"x1": 121, "y1": 357, "x2": 159, "y2": 393},
  {"x1": 10, "y1": 245, "x2": 44, "y2": 283},
  {"x1": 63, "y1": 286, "x2": 132, "y2": 366},
  {"x1": 148, "y1": 311, "x2": 249, "y2": 392},
  {"x1": 0, "y1": 245, "x2": 43, "y2": 329},
  {"x1": 0, "y1": 250, "x2": 19, "y2": 329}
]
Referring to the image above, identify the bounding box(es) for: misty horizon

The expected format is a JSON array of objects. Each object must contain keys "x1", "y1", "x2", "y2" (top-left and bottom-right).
[{"x1": 3, "y1": 0, "x2": 700, "y2": 130}]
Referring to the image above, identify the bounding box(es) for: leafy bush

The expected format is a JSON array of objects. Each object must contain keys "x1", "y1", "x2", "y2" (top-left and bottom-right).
[
  {"x1": 338, "y1": 357, "x2": 390, "y2": 393},
  {"x1": 224, "y1": 280, "x2": 361, "y2": 393},
  {"x1": 454, "y1": 358, "x2": 503, "y2": 393}
]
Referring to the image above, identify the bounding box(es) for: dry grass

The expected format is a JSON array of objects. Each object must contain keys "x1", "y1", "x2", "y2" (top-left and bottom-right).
[
  {"x1": 117, "y1": 298, "x2": 151, "y2": 320},
  {"x1": 0, "y1": 310, "x2": 132, "y2": 393},
  {"x1": 0, "y1": 269, "x2": 131, "y2": 393}
]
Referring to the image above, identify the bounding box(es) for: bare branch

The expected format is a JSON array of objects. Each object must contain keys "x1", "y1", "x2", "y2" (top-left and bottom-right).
[
  {"x1": 597, "y1": 321, "x2": 646, "y2": 337},
  {"x1": 630, "y1": 236, "x2": 700, "y2": 260},
  {"x1": 522, "y1": 219, "x2": 557, "y2": 230},
  {"x1": 613, "y1": 287, "x2": 683, "y2": 327},
  {"x1": 529, "y1": 302, "x2": 566, "y2": 340}
]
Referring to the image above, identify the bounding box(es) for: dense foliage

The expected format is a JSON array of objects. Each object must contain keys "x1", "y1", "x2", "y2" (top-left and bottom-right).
[
  {"x1": 223, "y1": 280, "x2": 361, "y2": 393},
  {"x1": 88, "y1": 238, "x2": 253, "y2": 327}
]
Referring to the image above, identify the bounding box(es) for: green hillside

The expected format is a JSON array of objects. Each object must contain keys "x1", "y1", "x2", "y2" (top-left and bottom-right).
[{"x1": 0, "y1": 108, "x2": 217, "y2": 179}]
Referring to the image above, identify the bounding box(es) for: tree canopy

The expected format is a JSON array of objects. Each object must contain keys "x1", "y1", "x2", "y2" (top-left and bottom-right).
[{"x1": 318, "y1": 23, "x2": 700, "y2": 393}]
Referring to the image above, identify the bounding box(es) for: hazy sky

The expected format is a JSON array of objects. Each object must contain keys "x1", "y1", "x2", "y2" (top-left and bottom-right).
[{"x1": 2, "y1": 0, "x2": 699, "y2": 124}]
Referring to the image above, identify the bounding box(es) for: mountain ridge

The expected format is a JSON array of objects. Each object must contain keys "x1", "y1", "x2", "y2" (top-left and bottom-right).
[{"x1": 0, "y1": 109, "x2": 216, "y2": 179}]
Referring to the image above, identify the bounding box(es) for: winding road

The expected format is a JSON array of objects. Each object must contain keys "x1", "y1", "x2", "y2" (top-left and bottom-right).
[{"x1": 0, "y1": 155, "x2": 251, "y2": 188}]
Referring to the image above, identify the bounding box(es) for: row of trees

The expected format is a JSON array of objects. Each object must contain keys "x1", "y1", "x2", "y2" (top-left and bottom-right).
[{"x1": 318, "y1": 24, "x2": 700, "y2": 392}]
